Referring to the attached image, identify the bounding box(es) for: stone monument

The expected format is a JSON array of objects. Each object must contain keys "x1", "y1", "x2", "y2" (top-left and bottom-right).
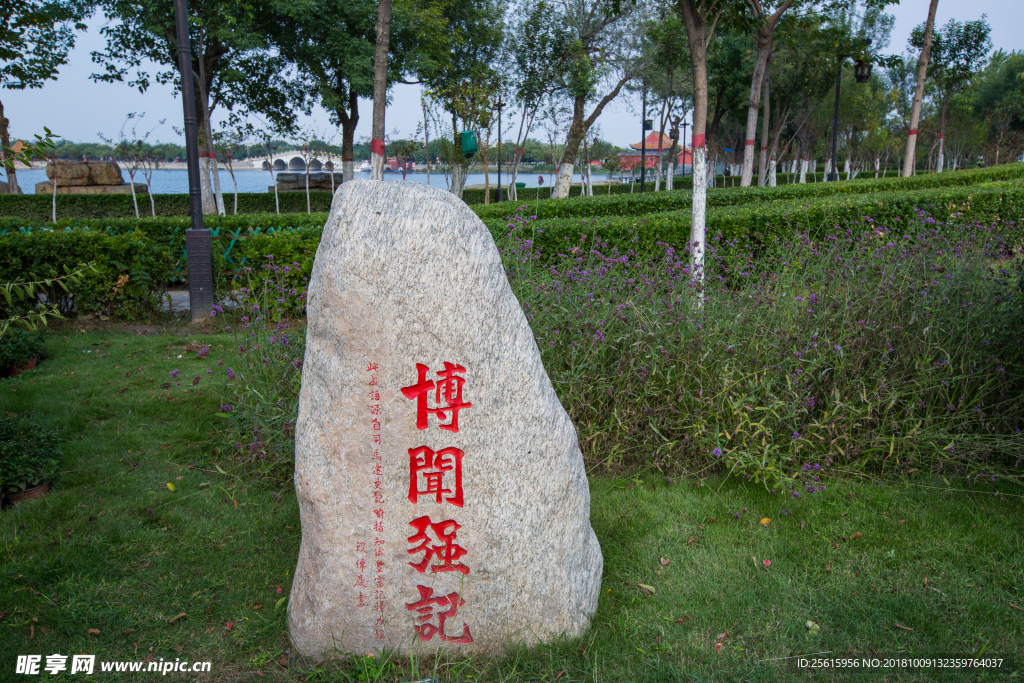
[
  {"x1": 287, "y1": 179, "x2": 602, "y2": 657},
  {"x1": 34, "y1": 161, "x2": 147, "y2": 195},
  {"x1": 272, "y1": 171, "x2": 344, "y2": 193}
]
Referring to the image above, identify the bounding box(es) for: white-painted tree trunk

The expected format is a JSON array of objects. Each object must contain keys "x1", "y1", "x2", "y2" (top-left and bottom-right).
[
  {"x1": 211, "y1": 156, "x2": 225, "y2": 215},
  {"x1": 937, "y1": 135, "x2": 945, "y2": 172},
  {"x1": 874, "y1": 157, "x2": 880, "y2": 178},
  {"x1": 451, "y1": 164, "x2": 467, "y2": 198},
  {"x1": 768, "y1": 157, "x2": 777, "y2": 186},
  {"x1": 843, "y1": 158, "x2": 850, "y2": 174},
  {"x1": 129, "y1": 171, "x2": 139, "y2": 218},
  {"x1": 199, "y1": 156, "x2": 216, "y2": 214},
  {"x1": 691, "y1": 145, "x2": 706, "y2": 306},
  {"x1": 799, "y1": 158, "x2": 807, "y2": 183},
  {"x1": 343, "y1": 159, "x2": 354, "y2": 183},
  {"x1": 666, "y1": 162, "x2": 674, "y2": 191},
  {"x1": 553, "y1": 162, "x2": 573, "y2": 198},
  {"x1": 371, "y1": 152, "x2": 385, "y2": 181}
]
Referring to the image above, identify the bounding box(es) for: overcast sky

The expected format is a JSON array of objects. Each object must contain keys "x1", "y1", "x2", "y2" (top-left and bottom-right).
[{"x1": 3, "y1": 0, "x2": 1020, "y2": 150}]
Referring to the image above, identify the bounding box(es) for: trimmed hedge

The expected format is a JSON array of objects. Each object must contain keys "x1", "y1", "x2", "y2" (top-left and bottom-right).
[
  {"x1": 0, "y1": 191, "x2": 335, "y2": 221},
  {"x1": 0, "y1": 229, "x2": 173, "y2": 318},
  {"x1": 502, "y1": 181, "x2": 1024, "y2": 260},
  {"x1": 2, "y1": 177, "x2": 1018, "y2": 320},
  {"x1": 473, "y1": 164, "x2": 1024, "y2": 222}
]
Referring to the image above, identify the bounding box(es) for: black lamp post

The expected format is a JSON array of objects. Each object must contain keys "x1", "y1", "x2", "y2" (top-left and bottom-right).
[
  {"x1": 174, "y1": 0, "x2": 213, "y2": 322},
  {"x1": 828, "y1": 39, "x2": 873, "y2": 182}
]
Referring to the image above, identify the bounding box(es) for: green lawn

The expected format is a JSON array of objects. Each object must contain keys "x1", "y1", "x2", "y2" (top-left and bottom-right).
[{"x1": 2, "y1": 323, "x2": 1022, "y2": 682}]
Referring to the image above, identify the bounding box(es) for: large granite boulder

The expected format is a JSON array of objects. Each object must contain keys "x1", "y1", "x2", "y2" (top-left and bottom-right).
[
  {"x1": 45, "y1": 161, "x2": 124, "y2": 186},
  {"x1": 288, "y1": 179, "x2": 602, "y2": 658},
  {"x1": 34, "y1": 182, "x2": 148, "y2": 195}
]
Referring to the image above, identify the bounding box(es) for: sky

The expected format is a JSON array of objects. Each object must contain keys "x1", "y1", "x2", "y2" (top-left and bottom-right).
[{"x1": 3, "y1": 0, "x2": 1020, "y2": 151}]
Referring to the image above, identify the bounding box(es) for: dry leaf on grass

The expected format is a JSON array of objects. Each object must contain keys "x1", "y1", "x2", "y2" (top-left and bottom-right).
[
  {"x1": 686, "y1": 536, "x2": 698, "y2": 546},
  {"x1": 87, "y1": 628, "x2": 100, "y2": 635},
  {"x1": 850, "y1": 531, "x2": 863, "y2": 540},
  {"x1": 660, "y1": 558, "x2": 670, "y2": 566},
  {"x1": 674, "y1": 616, "x2": 694, "y2": 624},
  {"x1": 168, "y1": 613, "x2": 187, "y2": 624},
  {"x1": 637, "y1": 584, "x2": 656, "y2": 596},
  {"x1": 894, "y1": 623, "x2": 914, "y2": 632}
]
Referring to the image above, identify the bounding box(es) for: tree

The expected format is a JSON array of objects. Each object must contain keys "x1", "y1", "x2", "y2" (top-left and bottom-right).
[
  {"x1": 418, "y1": 0, "x2": 505, "y2": 198},
  {"x1": 1, "y1": 0, "x2": 89, "y2": 194},
  {"x1": 738, "y1": 0, "x2": 794, "y2": 187},
  {"x1": 973, "y1": 50, "x2": 1024, "y2": 166},
  {"x1": 100, "y1": 113, "x2": 164, "y2": 219},
  {"x1": 901, "y1": 0, "x2": 938, "y2": 177},
  {"x1": 370, "y1": 0, "x2": 394, "y2": 180},
  {"x1": 910, "y1": 16, "x2": 991, "y2": 172},
  {"x1": 548, "y1": 0, "x2": 648, "y2": 199},
  {"x1": 505, "y1": 0, "x2": 570, "y2": 199},
  {"x1": 93, "y1": 0, "x2": 304, "y2": 213},
  {"x1": 673, "y1": 0, "x2": 749, "y2": 294}
]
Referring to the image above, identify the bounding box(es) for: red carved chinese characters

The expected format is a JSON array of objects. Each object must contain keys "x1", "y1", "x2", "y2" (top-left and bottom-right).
[
  {"x1": 402, "y1": 360, "x2": 474, "y2": 645},
  {"x1": 408, "y1": 446, "x2": 464, "y2": 507},
  {"x1": 407, "y1": 516, "x2": 469, "y2": 575},
  {"x1": 405, "y1": 585, "x2": 473, "y2": 643},
  {"x1": 400, "y1": 363, "x2": 473, "y2": 433},
  {"x1": 363, "y1": 361, "x2": 386, "y2": 640}
]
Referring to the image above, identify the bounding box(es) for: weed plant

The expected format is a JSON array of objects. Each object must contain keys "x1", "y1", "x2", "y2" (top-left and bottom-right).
[
  {"x1": 500, "y1": 207, "x2": 1024, "y2": 491},
  {"x1": 214, "y1": 208, "x2": 1023, "y2": 494},
  {"x1": 211, "y1": 256, "x2": 307, "y2": 476}
]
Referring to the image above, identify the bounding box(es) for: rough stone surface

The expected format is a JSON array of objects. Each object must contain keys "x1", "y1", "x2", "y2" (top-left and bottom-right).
[
  {"x1": 274, "y1": 171, "x2": 343, "y2": 192},
  {"x1": 34, "y1": 182, "x2": 148, "y2": 195},
  {"x1": 288, "y1": 179, "x2": 602, "y2": 658},
  {"x1": 45, "y1": 161, "x2": 124, "y2": 186}
]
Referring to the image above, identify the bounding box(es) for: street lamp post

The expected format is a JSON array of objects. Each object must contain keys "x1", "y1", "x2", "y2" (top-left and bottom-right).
[
  {"x1": 173, "y1": 0, "x2": 213, "y2": 322},
  {"x1": 828, "y1": 39, "x2": 873, "y2": 182}
]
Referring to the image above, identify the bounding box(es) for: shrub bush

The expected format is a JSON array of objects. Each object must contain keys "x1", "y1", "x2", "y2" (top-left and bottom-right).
[
  {"x1": 0, "y1": 415, "x2": 62, "y2": 493},
  {"x1": 500, "y1": 181, "x2": 1024, "y2": 261},
  {"x1": 473, "y1": 163, "x2": 1024, "y2": 222},
  {"x1": 500, "y1": 208, "x2": 1024, "y2": 485},
  {"x1": 0, "y1": 229, "x2": 173, "y2": 318},
  {"x1": 0, "y1": 328, "x2": 48, "y2": 370}
]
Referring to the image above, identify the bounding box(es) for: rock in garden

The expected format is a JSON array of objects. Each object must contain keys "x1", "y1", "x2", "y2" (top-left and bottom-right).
[
  {"x1": 288, "y1": 179, "x2": 602, "y2": 658},
  {"x1": 45, "y1": 160, "x2": 124, "y2": 186}
]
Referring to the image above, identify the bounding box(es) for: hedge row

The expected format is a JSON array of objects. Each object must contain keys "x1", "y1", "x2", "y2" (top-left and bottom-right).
[
  {"x1": 3, "y1": 180, "x2": 1018, "y2": 320},
  {"x1": 0, "y1": 170, "x2": 842, "y2": 219},
  {"x1": 473, "y1": 164, "x2": 1024, "y2": 221},
  {"x1": 501, "y1": 181, "x2": 1024, "y2": 260}
]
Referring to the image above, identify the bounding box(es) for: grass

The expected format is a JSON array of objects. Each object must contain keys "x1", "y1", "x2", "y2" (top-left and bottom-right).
[{"x1": 2, "y1": 323, "x2": 1023, "y2": 681}]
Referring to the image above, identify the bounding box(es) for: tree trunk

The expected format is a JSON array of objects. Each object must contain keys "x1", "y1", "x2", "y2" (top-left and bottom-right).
[
  {"x1": 678, "y1": 1, "x2": 709, "y2": 296},
  {"x1": 903, "y1": 0, "x2": 939, "y2": 177},
  {"x1": 666, "y1": 161, "x2": 674, "y2": 191},
  {"x1": 51, "y1": 159, "x2": 58, "y2": 222},
  {"x1": 758, "y1": 71, "x2": 770, "y2": 186},
  {"x1": 552, "y1": 77, "x2": 629, "y2": 199},
  {"x1": 0, "y1": 99, "x2": 22, "y2": 194},
  {"x1": 936, "y1": 100, "x2": 947, "y2": 173},
  {"x1": 129, "y1": 170, "x2": 139, "y2": 218},
  {"x1": 422, "y1": 97, "x2": 430, "y2": 190},
  {"x1": 370, "y1": 0, "x2": 393, "y2": 181},
  {"x1": 741, "y1": 35, "x2": 772, "y2": 187}
]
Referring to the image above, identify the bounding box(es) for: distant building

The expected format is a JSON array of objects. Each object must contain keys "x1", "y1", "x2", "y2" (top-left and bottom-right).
[{"x1": 618, "y1": 132, "x2": 691, "y2": 171}]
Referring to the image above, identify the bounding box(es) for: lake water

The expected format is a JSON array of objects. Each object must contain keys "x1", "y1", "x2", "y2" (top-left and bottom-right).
[{"x1": 10, "y1": 168, "x2": 590, "y2": 194}]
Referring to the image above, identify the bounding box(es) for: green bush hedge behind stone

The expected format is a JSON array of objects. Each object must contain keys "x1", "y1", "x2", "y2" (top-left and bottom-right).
[{"x1": 2, "y1": 166, "x2": 1020, "y2": 321}]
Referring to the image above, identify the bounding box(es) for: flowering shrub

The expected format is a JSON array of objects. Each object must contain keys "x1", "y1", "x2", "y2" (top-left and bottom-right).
[
  {"x1": 212, "y1": 256, "x2": 307, "y2": 474},
  {"x1": 499, "y1": 205, "x2": 1024, "y2": 490}
]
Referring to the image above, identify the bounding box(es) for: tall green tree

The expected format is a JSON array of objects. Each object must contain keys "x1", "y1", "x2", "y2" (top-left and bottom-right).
[
  {"x1": 267, "y1": 0, "x2": 436, "y2": 182},
  {"x1": 972, "y1": 49, "x2": 1024, "y2": 165},
  {"x1": 548, "y1": 0, "x2": 648, "y2": 199},
  {"x1": 910, "y1": 16, "x2": 991, "y2": 171},
  {"x1": 1, "y1": 0, "x2": 90, "y2": 194},
  {"x1": 92, "y1": 0, "x2": 304, "y2": 213}
]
